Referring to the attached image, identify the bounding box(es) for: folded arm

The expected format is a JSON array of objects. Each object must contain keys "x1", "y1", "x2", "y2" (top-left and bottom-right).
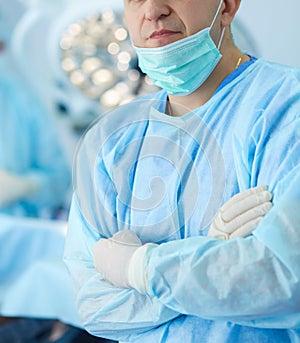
[
  {"x1": 64, "y1": 196, "x2": 179, "y2": 341},
  {"x1": 93, "y1": 176, "x2": 300, "y2": 329},
  {"x1": 146, "y1": 172, "x2": 300, "y2": 328}
]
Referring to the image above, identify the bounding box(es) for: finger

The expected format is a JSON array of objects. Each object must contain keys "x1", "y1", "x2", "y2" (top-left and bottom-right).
[
  {"x1": 221, "y1": 189, "x2": 272, "y2": 221},
  {"x1": 222, "y1": 202, "x2": 272, "y2": 233},
  {"x1": 207, "y1": 221, "x2": 230, "y2": 240},
  {"x1": 221, "y1": 186, "x2": 268, "y2": 212},
  {"x1": 209, "y1": 210, "x2": 223, "y2": 233},
  {"x1": 221, "y1": 189, "x2": 272, "y2": 222},
  {"x1": 220, "y1": 186, "x2": 268, "y2": 211},
  {"x1": 230, "y1": 216, "x2": 264, "y2": 239}
]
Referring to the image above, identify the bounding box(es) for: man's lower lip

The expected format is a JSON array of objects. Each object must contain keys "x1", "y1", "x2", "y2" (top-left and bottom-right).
[{"x1": 151, "y1": 32, "x2": 177, "y2": 39}]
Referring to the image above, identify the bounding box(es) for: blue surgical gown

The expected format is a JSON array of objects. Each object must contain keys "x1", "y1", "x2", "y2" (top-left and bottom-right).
[
  {"x1": 0, "y1": 73, "x2": 71, "y2": 217},
  {"x1": 64, "y1": 57, "x2": 300, "y2": 342}
]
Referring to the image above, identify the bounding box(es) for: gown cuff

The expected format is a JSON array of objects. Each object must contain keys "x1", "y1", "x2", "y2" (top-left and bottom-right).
[{"x1": 128, "y1": 243, "x2": 158, "y2": 294}]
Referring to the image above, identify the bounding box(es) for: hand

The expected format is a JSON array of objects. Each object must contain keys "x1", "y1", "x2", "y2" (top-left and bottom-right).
[
  {"x1": 0, "y1": 169, "x2": 37, "y2": 207},
  {"x1": 93, "y1": 230, "x2": 142, "y2": 288},
  {"x1": 208, "y1": 186, "x2": 272, "y2": 240}
]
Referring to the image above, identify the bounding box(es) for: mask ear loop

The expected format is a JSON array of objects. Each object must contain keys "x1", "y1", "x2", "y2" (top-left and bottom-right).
[
  {"x1": 210, "y1": 0, "x2": 224, "y2": 28},
  {"x1": 209, "y1": 0, "x2": 225, "y2": 50},
  {"x1": 217, "y1": 27, "x2": 225, "y2": 49}
]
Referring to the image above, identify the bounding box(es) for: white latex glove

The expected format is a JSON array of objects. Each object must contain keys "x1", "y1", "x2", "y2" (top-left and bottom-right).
[
  {"x1": 93, "y1": 230, "x2": 143, "y2": 288},
  {"x1": 208, "y1": 186, "x2": 272, "y2": 240},
  {"x1": 93, "y1": 186, "x2": 272, "y2": 292},
  {"x1": 0, "y1": 169, "x2": 38, "y2": 207}
]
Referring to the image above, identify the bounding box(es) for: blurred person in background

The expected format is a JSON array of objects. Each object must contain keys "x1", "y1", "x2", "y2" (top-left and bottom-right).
[
  {"x1": 0, "y1": 2, "x2": 115, "y2": 342},
  {"x1": 0, "y1": 13, "x2": 70, "y2": 220}
]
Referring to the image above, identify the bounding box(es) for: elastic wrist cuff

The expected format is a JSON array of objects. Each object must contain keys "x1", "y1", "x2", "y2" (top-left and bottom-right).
[{"x1": 128, "y1": 243, "x2": 157, "y2": 294}]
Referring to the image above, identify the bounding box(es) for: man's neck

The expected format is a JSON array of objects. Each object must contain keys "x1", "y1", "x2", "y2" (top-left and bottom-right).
[{"x1": 167, "y1": 45, "x2": 248, "y2": 117}]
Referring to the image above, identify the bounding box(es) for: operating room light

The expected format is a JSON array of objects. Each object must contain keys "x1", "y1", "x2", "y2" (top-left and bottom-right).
[{"x1": 59, "y1": 9, "x2": 158, "y2": 111}]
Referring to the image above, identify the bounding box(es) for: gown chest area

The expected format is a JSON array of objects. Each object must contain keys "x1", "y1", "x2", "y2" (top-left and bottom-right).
[{"x1": 96, "y1": 117, "x2": 239, "y2": 243}]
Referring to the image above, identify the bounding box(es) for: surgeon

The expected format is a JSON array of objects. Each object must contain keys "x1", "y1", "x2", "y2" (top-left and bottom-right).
[{"x1": 64, "y1": 0, "x2": 300, "y2": 342}]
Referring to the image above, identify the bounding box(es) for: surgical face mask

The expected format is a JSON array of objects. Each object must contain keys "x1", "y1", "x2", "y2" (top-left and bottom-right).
[{"x1": 133, "y1": 0, "x2": 225, "y2": 96}]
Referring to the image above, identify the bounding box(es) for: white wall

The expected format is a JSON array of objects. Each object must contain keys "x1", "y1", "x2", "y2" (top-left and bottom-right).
[{"x1": 236, "y1": 0, "x2": 299, "y2": 67}]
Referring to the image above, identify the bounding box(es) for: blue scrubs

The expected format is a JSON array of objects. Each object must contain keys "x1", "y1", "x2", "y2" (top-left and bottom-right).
[{"x1": 64, "y1": 57, "x2": 300, "y2": 342}]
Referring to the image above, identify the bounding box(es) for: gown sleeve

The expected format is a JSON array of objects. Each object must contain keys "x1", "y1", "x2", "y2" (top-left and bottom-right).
[
  {"x1": 64, "y1": 195, "x2": 179, "y2": 341},
  {"x1": 146, "y1": 115, "x2": 300, "y2": 329},
  {"x1": 65, "y1": 78, "x2": 300, "y2": 338}
]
